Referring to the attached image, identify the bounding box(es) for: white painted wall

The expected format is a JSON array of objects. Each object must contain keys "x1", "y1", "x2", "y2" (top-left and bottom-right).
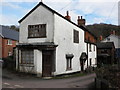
[
  {"x1": 102, "y1": 35, "x2": 120, "y2": 48},
  {"x1": 84, "y1": 44, "x2": 97, "y2": 69},
  {"x1": 35, "y1": 50, "x2": 42, "y2": 76},
  {"x1": 18, "y1": 4, "x2": 97, "y2": 76},
  {"x1": 53, "y1": 14, "x2": 86, "y2": 75},
  {"x1": 88, "y1": 44, "x2": 97, "y2": 66},
  {"x1": 19, "y1": 5, "x2": 54, "y2": 43}
]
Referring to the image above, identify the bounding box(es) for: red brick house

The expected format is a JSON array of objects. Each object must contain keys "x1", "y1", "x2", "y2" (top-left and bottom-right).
[
  {"x1": 0, "y1": 25, "x2": 19, "y2": 58},
  {"x1": 77, "y1": 16, "x2": 97, "y2": 43}
]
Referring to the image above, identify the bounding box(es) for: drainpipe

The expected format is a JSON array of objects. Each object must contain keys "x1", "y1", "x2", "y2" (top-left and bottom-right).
[{"x1": 87, "y1": 43, "x2": 88, "y2": 68}]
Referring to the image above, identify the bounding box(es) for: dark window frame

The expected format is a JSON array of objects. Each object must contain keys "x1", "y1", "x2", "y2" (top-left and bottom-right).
[
  {"x1": 89, "y1": 44, "x2": 92, "y2": 52},
  {"x1": 107, "y1": 38, "x2": 110, "y2": 41},
  {"x1": 28, "y1": 24, "x2": 46, "y2": 38},
  {"x1": 94, "y1": 45, "x2": 96, "y2": 51},
  {"x1": 66, "y1": 54, "x2": 74, "y2": 71},
  {"x1": 66, "y1": 58, "x2": 72, "y2": 70},
  {"x1": 73, "y1": 29, "x2": 79, "y2": 43},
  {"x1": 21, "y1": 50, "x2": 34, "y2": 64}
]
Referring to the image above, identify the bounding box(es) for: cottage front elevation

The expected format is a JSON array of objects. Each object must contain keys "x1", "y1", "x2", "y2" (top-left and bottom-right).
[{"x1": 16, "y1": 2, "x2": 97, "y2": 77}]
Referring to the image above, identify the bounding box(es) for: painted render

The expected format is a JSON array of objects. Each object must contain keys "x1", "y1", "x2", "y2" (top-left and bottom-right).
[
  {"x1": 17, "y1": 2, "x2": 97, "y2": 76},
  {"x1": 101, "y1": 34, "x2": 120, "y2": 49},
  {"x1": 19, "y1": 5, "x2": 54, "y2": 43},
  {"x1": 54, "y1": 14, "x2": 86, "y2": 75}
]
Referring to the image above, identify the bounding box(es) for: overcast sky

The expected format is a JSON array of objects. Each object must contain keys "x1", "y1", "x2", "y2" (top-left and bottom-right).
[{"x1": 0, "y1": 0, "x2": 119, "y2": 26}]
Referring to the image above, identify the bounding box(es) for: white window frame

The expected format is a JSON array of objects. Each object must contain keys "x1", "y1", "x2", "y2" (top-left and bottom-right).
[
  {"x1": 8, "y1": 52, "x2": 12, "y2": 56},
  {"x1": 7, "y1": 39, "x2": 12, "y2": 45}
]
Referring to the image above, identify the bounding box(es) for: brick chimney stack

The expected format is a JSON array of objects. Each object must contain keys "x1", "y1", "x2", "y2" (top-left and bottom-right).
[
  {"x1": 99, "y1": 35, "x2": 103, "y2": 41},
  {"x1": 65, "y1": 11, "x2": 71, "y2": 21},
  {"x1": 77, "y1": 16, "x2": 86, "y2": 26}
]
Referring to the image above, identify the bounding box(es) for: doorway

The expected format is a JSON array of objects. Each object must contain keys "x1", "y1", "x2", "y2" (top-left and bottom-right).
[{"x1": 42, "y1": 50, "x2": 53, "y2": 77}]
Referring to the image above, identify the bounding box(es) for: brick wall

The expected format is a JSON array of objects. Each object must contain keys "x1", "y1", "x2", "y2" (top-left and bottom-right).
[
  {"x1": 85, "y1": 31, "x2": 97, "y2": 43},
  {"x1": 2, "y1": 38, "x2": 17, "y2": 58}
]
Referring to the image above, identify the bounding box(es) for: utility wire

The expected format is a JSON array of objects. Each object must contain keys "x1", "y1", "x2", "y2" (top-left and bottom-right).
[
  {"x1": 58, "y1": 1, "x2": 73, "y2": 12},
  {"x1": 106, "y1": 0, "x2": 118, "y2": 24}
]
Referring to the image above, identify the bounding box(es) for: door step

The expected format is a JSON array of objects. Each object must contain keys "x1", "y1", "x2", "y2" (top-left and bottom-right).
[{"x1": 43, "y1": 77, "x2": 52, "y2": 79}]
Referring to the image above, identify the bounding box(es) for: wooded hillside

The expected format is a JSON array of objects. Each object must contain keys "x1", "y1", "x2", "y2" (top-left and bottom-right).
[{"x1": 86, "y1": 23, "x2": 120, "y2": 40}]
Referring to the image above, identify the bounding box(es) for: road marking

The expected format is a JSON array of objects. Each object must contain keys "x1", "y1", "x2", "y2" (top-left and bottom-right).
[
  {"x1": 4, "y1": 83, "x2": 10, "y2": 85},
  {"x1": 14, "y1": 85, "x2": 23, "y2": 88}
]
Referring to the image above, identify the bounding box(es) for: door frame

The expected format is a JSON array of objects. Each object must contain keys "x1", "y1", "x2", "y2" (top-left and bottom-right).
[{"x1": 42, "y1": 50, "x2": 54, "y2": 77}]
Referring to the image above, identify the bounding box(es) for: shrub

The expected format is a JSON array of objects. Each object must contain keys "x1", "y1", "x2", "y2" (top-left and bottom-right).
[
  {"x1": 2, "y1": 56, "x2": 16, "y2": 70},
  {"x1": 95, "y1": 65, "x2": 120, "y2": 89}
]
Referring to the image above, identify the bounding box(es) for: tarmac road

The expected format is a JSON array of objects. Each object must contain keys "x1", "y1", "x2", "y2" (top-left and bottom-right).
[{"x1": 2, "y1": 69, "x2": 96, "y2": 89}]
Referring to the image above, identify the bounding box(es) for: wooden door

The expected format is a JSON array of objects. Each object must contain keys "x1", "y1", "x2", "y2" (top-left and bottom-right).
[{"x1": 42, "y1": 50, "x2": 53, "y2": 77}]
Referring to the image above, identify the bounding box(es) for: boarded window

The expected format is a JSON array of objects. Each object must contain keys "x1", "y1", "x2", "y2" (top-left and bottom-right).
[
  {"x1": 21, "y1": 50, "x2": 34, "y2": 64},
  {"x1": 73, "y1": 30, "x2": 79, "y2": 43},
  {"x1": 28, "y1": 24, "x2": 46, "y2": 38}
]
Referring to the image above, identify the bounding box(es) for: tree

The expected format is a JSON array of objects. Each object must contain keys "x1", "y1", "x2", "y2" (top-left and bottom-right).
[{"x1": 9, "y1": 25, "x2": 19, "y2": 32}]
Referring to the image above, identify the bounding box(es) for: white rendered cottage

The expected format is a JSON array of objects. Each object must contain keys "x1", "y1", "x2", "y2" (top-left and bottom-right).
[
  {"x1": 101, "y1": 32, "x2": 120, "y2": 59},
  {"x1": 16, "y1": 2, "x2": 97, "y2": 77}
]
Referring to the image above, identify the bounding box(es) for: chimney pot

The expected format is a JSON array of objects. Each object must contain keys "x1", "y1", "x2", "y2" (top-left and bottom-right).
[
  {"x1": 77, "y1": 16, "x2": 85, "y2": 26},
  {"x1": 67, "y1": 11, "x2": 69, "y2": 16},
  {"x1": 81, "y1": 16, "x2": 82, "y2": 19},
  {"x1": 65, "y1": 11, "x2": 71, "y2": 21}
]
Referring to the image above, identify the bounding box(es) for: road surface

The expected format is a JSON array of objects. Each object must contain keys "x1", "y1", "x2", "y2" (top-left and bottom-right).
[{"x1": 2, "y1": 69, "x2": 96, "y2": 89}]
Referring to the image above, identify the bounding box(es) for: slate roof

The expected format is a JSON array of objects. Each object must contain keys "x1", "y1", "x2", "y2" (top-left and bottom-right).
[
  {"x1": 96, "y1": 42, "x2": 115, "y2": 49},
  {"x1": 0, "y1": 25, "x2": 19, "y2": 41},
  {"x1": 18, "y1": 2, "x2": 97, "y2": 39}
]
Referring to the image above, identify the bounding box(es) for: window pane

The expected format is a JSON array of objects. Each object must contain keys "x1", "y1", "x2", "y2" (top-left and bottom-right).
[
  {"x1": 21, "y1": 50, "x2": 34, "y2": 64},
  {"x1": 73, "y1": 30, "x2": 79, "y2": 43},
  {"x1": 28, "y1": 24, "x2": 46, "y2": 38}
]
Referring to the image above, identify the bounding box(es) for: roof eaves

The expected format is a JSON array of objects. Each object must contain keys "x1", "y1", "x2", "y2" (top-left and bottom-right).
[
  {"x1": 19, "y1": 2, "x2": 98, "y2": 36},
  {"x1": 85, "y1": 40, "x2": 96, "y2": 45},
  {"x1": 0, "y1": 33, "x2": 4, "y2": 38},
  {"x1": 19, "y1": 2, "x2": 42, "y2": 23},
  {"x1": 18, "y1": 2, "x2": 86, "y2": 32}
]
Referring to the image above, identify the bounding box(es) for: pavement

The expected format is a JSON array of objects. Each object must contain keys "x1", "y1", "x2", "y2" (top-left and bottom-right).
[{"x1": 2, "y1": 69, "x2": 96, "y2": 89}]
